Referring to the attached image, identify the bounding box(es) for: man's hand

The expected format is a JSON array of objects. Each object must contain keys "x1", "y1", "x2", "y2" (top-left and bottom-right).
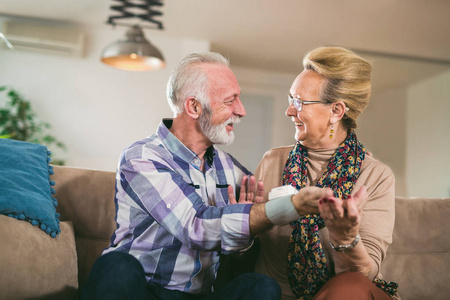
[
  {"x1": 228, "y1": 175, "x2": 264, "y2": 205},
  {"x1": 291, "y1": 186, "x2": 334, "y2": 216}
]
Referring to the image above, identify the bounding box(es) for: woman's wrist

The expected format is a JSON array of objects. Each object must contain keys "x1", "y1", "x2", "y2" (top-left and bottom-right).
[
  {"x1": 329, "y1": 234, "x2": 360, "y2": 252},
  {"x1": 329, "y1": 231, "x2": 360, "y2": 247}
]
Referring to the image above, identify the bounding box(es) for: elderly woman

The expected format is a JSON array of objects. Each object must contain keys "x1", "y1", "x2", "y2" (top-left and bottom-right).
[{"x1": 253, "y1": 47, "x2": 399, "y2": 300}]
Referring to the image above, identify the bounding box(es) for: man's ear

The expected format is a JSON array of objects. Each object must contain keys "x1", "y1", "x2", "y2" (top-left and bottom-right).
[
  {"x1": 184, "y1": 98, "x2": 202, "y2": 120},
  {"x1": 330, "y1": 101, "x2": 347, "y2": 124}
]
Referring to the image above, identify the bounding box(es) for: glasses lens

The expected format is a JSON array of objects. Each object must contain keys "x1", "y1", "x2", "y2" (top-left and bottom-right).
[
  {"x1": 288, "y1": 95, "x2": 302, "y2": 111},
  {"x1": 293, "y1": 98, "x2": 302, "y2": 111}
]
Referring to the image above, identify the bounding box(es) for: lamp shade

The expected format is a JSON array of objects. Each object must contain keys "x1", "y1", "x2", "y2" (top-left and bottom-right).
[{"x1": 101, "y1": 25, "x2": 165, "y2": 71}]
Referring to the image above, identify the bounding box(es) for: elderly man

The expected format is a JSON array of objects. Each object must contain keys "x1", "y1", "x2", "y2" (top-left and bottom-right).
[{"x1": 82, "y1": 52, "x2": 328, "y2": 300}]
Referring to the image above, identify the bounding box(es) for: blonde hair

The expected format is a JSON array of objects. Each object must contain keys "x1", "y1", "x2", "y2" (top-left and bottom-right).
[{"x1": 303, "y1": 46, "x2": 372, "y2": 129}]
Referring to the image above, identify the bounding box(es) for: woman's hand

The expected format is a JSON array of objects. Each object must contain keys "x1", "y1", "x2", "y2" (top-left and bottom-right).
[
  {"x1": 319, "y1": 186, "x2": 368, "y2": 245},
  {"x1": 319, "y1": 186, "x2": 375, "y2": 276},
  {"x1": 228, "y1": 175, "x2": 264, "y2": 204}
]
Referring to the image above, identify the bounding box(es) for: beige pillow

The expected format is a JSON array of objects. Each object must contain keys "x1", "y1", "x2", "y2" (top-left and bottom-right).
[{"x1": 0, "y1": 215, "x2": 78, "y2": 300}]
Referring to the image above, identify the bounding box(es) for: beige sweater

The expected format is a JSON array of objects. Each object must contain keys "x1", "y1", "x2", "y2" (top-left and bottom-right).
[{"x1": 253, "y1": 145, "x2": 397, "y2": 300}]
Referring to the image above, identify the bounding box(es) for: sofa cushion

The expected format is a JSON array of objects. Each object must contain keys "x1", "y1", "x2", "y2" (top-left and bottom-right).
[
  {"x1": 382, "y1": 197, "x2": 450, "y2": 300},
  {"x1": 52, "y1": 165, "x2": 117, "y2": 287},
  {"x1": 0, "y1": 139, "x2": 60, "y2": 237},
  {"x1": 0, "y1": 215, "x2": 78, "y2": 300}
]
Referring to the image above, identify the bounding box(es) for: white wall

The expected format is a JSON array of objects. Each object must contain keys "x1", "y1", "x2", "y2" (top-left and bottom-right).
[
  {"x1": 0, "y1": 20, "x2": 209, "y2": 171},
  {"x1": 358, "y1": 87, "x2": 408, "y2": 196},
  {"x1": 406, "y1": 70, "x2": 450, "y2": 198},
  {"x1": 233, "y1": 66, "x2": 296, "y2": 149},
  {"x1": 357, "y1": 69, "x2": 450, "y2": 198}
]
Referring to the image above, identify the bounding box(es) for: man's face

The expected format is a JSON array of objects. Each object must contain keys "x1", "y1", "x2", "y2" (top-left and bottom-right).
[
  {"x1": 199, "y1": 65, "x2": 246, "y2": 145},
  {"x1": 198, "y1": 104, "x2": 240, "y2": 145}
]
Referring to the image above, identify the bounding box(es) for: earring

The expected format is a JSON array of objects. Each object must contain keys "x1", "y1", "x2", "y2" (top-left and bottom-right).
[{"x1": 329, "y1": 124, "x2": 334, "y2": 139}]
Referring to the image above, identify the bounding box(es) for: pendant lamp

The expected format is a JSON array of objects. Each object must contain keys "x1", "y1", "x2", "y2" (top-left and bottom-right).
[
  {"x1": 101, "y1": 25, "x2": 164, "y2": 71},
  {"x1": 101, "y1": 0, "x2": 165, "y2": 71}
]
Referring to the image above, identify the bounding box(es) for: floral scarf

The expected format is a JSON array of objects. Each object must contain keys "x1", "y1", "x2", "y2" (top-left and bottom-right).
[{"x1": 283, "y1": 130, "x2": 397, "y2": 299}]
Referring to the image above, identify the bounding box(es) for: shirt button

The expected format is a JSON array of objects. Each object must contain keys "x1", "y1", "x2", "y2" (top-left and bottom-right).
[{"x1": 167, "y1": 204, "x2": 171, "y2": 208}]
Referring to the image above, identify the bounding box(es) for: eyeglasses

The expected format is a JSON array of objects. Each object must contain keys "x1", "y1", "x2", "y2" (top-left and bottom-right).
[{"x1": 288, "y1": 94, "x2": 330, "y2": 111}]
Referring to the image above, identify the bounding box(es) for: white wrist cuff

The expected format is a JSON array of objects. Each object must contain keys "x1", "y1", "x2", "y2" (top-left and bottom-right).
[{"x1": 265, "y1": 186, "x2": 300, "y2": 225}]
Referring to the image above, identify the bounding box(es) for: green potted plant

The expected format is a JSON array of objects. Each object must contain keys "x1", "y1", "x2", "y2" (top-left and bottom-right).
[{"x1": 0, "y1": 86, "x2": 66, "y2": 165}]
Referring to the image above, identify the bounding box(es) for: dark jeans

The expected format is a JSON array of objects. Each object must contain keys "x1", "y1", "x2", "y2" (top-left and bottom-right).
[{"x1": 82, "y1": 252, "x2": 281, "y2": 300}]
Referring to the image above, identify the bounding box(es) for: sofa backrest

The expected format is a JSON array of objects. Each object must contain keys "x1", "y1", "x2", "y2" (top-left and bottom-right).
[
  {"x1": 381, "y1": 197, "x2": 450, "y2": 300},
  {"x1": 53, "y1": 166, "x2": 450, "y2": 298},
  {"x1": 53, "y1": 165, "x2": 116, "y2": 288}
]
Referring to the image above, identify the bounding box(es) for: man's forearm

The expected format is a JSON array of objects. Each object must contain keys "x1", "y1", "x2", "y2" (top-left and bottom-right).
[
  {"x1": 248, "y1": 203, "x2": 273, "y2": 237},
  {"x1": 248, "y1": 186, "x2": 328, "y2": 237}
]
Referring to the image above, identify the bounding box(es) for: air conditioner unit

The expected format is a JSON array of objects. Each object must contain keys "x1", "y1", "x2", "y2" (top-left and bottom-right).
[{"x1": 1, "y1": 20, "x2": 85, "y2": 57}]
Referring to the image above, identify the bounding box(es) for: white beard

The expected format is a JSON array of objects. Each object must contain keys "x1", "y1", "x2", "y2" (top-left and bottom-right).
[{"x1": 199, "y1": 112, "x2": 240, "y2": 145}]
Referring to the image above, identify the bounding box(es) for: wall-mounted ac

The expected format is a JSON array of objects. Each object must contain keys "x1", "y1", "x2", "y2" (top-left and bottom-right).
[{"x1": 1, "y1": 20, "x2": 85, "y2": 57}]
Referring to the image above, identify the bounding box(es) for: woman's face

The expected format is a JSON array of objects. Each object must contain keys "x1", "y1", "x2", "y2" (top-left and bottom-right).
[{"x1": 286, "y1": 69, "x2": 332, "y2": 149}]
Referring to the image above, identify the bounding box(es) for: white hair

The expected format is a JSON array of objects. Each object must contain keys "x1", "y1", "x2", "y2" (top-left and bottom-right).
[{"x1": 166, "y1": 52, "x2": 230, "y2": 116}]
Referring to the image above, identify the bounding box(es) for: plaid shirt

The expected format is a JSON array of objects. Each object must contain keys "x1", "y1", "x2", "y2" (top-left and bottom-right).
[{"x1": 104, "y1": 119, "x2": 253, "y2": 295}]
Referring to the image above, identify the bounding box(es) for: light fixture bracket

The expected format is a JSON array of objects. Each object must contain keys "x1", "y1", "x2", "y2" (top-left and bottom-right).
[
  {"x1": 107, "y1": 0, "x2": 164, "y2": 29},
  {"x1": 102, "y1": 0, "x2": 165, "y2": 71}
]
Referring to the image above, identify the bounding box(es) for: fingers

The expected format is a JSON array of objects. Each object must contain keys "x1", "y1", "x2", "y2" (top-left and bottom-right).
[
  {"x1": 315, "y1": 188, "x2": 332, "y2": 217},
  {"x1": 344, "y1": 186, "x2": 367, "y2": 221},
  {"x1": 319, "y1": 187, "x2": 366, "y2": 241},
  {"x1": 319, "y1": 195, "x2": 344, "y2": 220},
  {"x1": 318, "y1": 197, "x2": 331, "y2": 219},
  {"x1": 239, "y1": 175, "x2": 248, "y2": 202},
  {"x1": 228, "y1": 185, "x2": 237, "y2": 204},
  {"x1": 246, "y1": 175, "x2": 256, "y2": 202},
  {"x1": 352, "y1": 186, "x2": 368, "y2": 210},
  {"x1": 237, "y1": 175, "x2": 260, "y2": 203},
  {"x1": 254, "y1": 180, "x2": 264, "y2": 203},
  {"x1": 328, "y1": 197, "x2": 345, "y2": 218},
  {"x1": 345, "y1": 197, "x2": 359, "y2": 222}
]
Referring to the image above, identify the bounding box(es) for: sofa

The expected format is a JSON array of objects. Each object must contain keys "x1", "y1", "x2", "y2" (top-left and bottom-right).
[{"x1": 0, "y1": 165, "x2": 449, "y2": 299}]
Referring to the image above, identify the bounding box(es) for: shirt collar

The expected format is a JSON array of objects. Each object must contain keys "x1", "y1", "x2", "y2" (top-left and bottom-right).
[{"x1": 157, "y1": 119, "x2": 217, "y2": 169}]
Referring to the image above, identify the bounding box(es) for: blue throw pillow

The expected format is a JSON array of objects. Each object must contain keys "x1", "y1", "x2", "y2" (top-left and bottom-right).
[{"x1": 0, "y1": 139, "x2": 60, "y2": 237}]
